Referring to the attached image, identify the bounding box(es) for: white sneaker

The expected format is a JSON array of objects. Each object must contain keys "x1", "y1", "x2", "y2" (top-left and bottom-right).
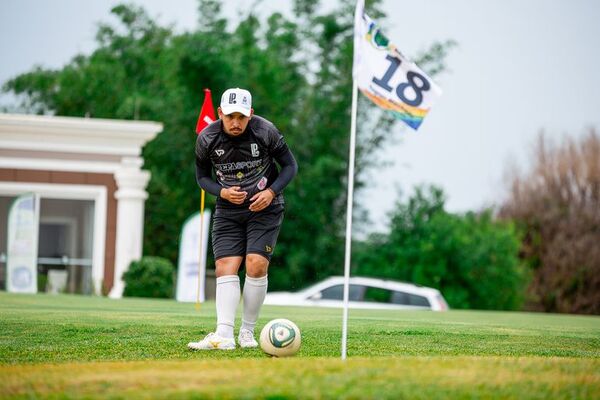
[
  {"x1": 187, "y1": 332, "x2": 236, "y2": 350},
  {"x1": 238, "y1": 328, "x2": 258, "y2": 348}
]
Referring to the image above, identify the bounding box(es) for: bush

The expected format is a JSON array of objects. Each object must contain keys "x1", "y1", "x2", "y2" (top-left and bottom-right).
[
  {"x1": 122, "y1": 256, "x2": 174, "y2": 298},
  {"x1": 354, "y1": 186, "x2": 529, "y2": 310},
  {"x1": 500, "y1": 130, "x2": 600, "y2": 314}
]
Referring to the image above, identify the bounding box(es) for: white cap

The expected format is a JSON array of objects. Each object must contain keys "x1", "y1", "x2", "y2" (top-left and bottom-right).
[{"x1": 220, "y1": 88, "x2": 252, "y2": 116}]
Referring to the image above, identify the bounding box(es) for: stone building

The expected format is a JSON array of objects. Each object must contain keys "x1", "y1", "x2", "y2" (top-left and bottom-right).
[{"x1": 0, "y1": 113, "x2": 162, "y2": 297}]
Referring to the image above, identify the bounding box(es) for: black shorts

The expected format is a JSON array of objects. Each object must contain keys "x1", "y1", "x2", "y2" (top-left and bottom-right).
[{"x1": 212, "y1": 204, "x2": 284, "y2": 261}]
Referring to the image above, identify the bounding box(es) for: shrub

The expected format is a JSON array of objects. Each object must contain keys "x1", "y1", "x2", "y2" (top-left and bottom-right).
[
  {"x1": 500, "y1": 130, "x2": 600, "y2": 314},
  {"x1": 122, "y1": 256, "x2": 174, "y2": 298},
  {"x1": 354, "y1": 186, "x2": 528, "y2": 310}
]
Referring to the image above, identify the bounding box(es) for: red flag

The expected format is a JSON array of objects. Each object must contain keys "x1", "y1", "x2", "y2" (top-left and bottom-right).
[{"x1": 195, "y1": 88, "x2": 216, "y2": 134}]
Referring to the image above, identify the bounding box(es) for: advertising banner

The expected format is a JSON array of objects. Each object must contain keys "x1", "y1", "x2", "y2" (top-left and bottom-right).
[
  {"x1": 176, "y1": 210, "x2": 211, "y2": 302},
  {"x1": 7, "y1": 193, "x2": 40, "y2": 293}
]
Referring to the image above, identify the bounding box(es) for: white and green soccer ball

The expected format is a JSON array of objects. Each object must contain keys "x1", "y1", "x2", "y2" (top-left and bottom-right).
[{"x1": 259, "y1": 318, "x2": 301, "y2": 357}]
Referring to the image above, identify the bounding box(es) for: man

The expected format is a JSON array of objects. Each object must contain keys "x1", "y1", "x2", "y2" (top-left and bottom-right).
[{"x1": 188, "y1": 88, "x2": 298, "y2": 350}]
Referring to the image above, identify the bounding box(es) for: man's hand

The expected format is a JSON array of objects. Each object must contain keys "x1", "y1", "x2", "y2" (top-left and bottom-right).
[
  {"x1": 220, "y1": 186, "x2": 247, "y2": 204},
  {"x1": 249, "y1": 188, "x2": 275, "y2": 212}
]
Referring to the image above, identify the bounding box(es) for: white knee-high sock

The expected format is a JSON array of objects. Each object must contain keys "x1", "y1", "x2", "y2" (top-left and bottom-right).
[
  {"x1": 241, "y1": 275, "x2": 268, "y2": 333},
  {"x1": 215, "y1": 275, "x2": 240, "y2": 338}
]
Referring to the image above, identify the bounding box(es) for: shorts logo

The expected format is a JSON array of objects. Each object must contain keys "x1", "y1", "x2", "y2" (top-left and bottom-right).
[
  {"x1": 251, "y1": 143, "x2": 259, "y2": 157},
  {"x1": 215, "y1": 149, "x2": 225, "y2": 157},
  {"x1": 257, "y1": 176, "x2": 267, "y2": 190},
  {"x1": 265, "y1": 245, "x2": 272, "y2": 253}
]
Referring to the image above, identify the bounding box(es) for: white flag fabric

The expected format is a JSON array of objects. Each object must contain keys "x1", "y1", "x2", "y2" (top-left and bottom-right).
[{"x1": 353, "y1": 0, "x2": 442, "y2": 130}]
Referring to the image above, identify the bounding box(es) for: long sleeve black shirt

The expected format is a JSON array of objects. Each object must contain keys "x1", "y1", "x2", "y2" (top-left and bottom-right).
[{"x1": 195, "y1": 115, "x2": 298, "y2": 209}]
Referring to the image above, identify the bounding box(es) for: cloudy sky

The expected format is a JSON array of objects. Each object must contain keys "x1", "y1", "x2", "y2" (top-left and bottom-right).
[{"x1": 1, "y1": 0, "x2": 599, "y2": 231}]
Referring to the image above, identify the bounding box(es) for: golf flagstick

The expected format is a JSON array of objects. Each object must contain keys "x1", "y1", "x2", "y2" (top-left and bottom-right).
[
  {"x1": 341, "y1": 80, "x2": 358, "y2": 360},
  {"x1": 194, "y1": 88, "x2": 216, "y2": 311},
  {"x1": 342, "y1": 0, "x2": 443, "y2": 359},
  {"x1": 195, "y1": 189, "x2": 206, "y2": 311}
]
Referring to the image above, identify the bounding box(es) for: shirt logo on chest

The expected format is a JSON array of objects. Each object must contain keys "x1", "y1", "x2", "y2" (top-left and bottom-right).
[
  {"x1": 251, "y1": 143, "x2": 260, "y2": 157},
  {"x1": 215, "y1": 149, "x2": 225, "y2": 157}
]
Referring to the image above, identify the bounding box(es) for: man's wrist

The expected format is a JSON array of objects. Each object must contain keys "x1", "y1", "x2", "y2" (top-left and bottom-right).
[{"x1": 267, "y1": 188, "x2": 276, "y2": 197}]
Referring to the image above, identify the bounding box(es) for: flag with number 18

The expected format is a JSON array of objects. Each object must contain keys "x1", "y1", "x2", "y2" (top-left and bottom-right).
[{"x1": 353, "y1": 0, "x2": 442, "y2": 130}]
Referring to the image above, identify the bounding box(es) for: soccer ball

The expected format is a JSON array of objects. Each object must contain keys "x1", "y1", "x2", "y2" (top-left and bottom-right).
[{"x1": 259, "y1": 318, "x2": 301, "y2": 357}]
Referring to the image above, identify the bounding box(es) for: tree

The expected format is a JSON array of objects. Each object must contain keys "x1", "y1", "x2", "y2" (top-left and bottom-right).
[
  {"x1": 354, "y1": 186, "x2": 528, "y2": 310},
  {"x1": 2, "y1": 1, "x2": 454, "y2": 292},
  {"x1": 500, "y1": 130, "x2": 600, "y2": 314}
]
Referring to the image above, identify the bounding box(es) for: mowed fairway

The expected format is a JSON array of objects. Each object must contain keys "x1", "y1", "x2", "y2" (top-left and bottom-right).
[{"x1": 1, "y1": 292, "x2": 598, "y2": 399}]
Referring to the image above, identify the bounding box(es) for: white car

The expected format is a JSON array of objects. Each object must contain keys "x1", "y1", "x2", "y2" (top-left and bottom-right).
[{"x1": 264, "y1": 276, "x2": 449, "y2": 311}]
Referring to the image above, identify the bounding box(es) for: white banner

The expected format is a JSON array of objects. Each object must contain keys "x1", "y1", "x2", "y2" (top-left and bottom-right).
[
  {"x1": 176, "y1": 210, "x2": 211, "y2": 302},
  {"x1": 353, "y1": 0, "x2": 442, "y2": 130},
  {"x1": 7, "y1": 193, "x2": 40, "y2": 293}
]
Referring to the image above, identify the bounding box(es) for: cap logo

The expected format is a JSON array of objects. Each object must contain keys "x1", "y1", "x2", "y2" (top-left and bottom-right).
[
  {"x1": 229, "y1": 93, "x2": 237, "y2": 104},
  {"x1": 242, "y1": 96, "x2": 248, "y2": 105}
]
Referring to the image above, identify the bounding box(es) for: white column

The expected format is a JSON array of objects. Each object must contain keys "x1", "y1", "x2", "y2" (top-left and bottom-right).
[
  {"x1": 91, "y1": 187, "x2": 107, "y2": 296},
  {"x1": 108, "y1": 157, "x2": 150, "y2": 298}
]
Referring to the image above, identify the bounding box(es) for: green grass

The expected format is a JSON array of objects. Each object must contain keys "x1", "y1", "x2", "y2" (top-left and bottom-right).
[{"x1": 1, "y1": 292, "x2": 599, "y2": 399}]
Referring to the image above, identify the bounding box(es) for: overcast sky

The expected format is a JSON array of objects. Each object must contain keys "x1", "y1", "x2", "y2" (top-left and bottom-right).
[{"x1": 1, "y1": 0, "x2": 599, "y2": 232}]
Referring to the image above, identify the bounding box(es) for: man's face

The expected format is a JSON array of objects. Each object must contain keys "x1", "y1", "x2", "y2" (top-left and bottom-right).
[{"x1": 218, "y1": 107, "x2": 254, "y2": 136}]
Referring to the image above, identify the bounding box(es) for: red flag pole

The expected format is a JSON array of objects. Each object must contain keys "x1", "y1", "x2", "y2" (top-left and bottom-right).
[
  {"x1": 196, "y1": 189, "x2": 205, "y2": 311},
  {"x1": 195, "y1": 89, "x2": 216, "y2": 311}
]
